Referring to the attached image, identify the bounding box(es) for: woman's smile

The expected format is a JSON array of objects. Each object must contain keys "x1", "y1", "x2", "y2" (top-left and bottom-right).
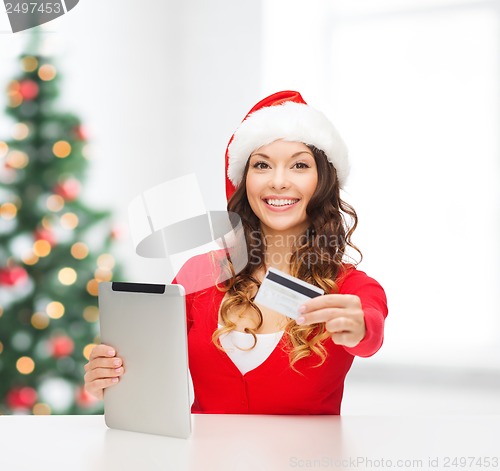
[{"x1": 262, "y1": 196, "x2": 300, "y2": 211}]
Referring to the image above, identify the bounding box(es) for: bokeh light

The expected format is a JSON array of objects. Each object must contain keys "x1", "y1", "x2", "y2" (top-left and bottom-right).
[
  {"x1": 33, "y1": 239, "x2": 51, "y2": 257},
  {"x1": 31, "y1": 311, "x2": 50, "y2": 330},
  {"x1": 0, "y1": 141, "x2": 9, "y2": 157},
  {"x1": 0, "y1": 202, "x2": 18, "y2": 220},
  {"x1": 41, "y1": 217, "x2": 52, "y2": 229},
  {"x1": 58, "y1": 267, "x2": 77, "y2": 285},
  {"x1": 8, "y1": 94, "x2": 22, "y2": 107},
  {"x1": 86, "y1": 279, "x2": 99, "y2": 296},
  {"x1": 21, "y1": 251, "x2": 39, "y2": 265},
  {"x1": 21, "y1": 56, "x2": 38, "y2": 72},
  {"x1": 39, "y1": 378, "x2": 73, "y2": 413},
  {"x1": 38, "y1": 64, "x2": 57, "y2": 81},
  {"x1": 81, "y1": 144, "x2": 91, "y2": 159},
  {"x1": 83, "y1": 344, "x2": 96, "y2": 361},
  {"x1": 12, "y1": 331, "x2": 32, "y2": 351},
  {"x1": 33, "y1": 403, "x2": 51, "y2": 415},
  {"x1": 16, "y1": 356, "x2": 35, "y2": 375},
  {"x1": 8, "y1": 80, "x2": 20, "y2": 92},
  {"x1": 12, "y1": 123, "x2": 30, "y2": 140},
  {"x1": 83, "y1": 306, "x2": 99, "y2": 323},
  {"x1": 46, "y1": 194, "x2": 64, "y2": 212},
  {"x1": 7, "y1": 82, "x2": 23, "y2": 108},
  {"x1": 6, "y1": 150, "x2": 29, "y2": 169},
  {"x1": 52, "y1": 140, "x2": 71, "y2": 158},
  {"x1": 97, "y1": 253, "x2": 115, "y2": 270},
  {"x1": 71, "y1": 242, "x2": 89, "y2": 259},
  {"x1": 95, "y1": 268, "x2": 112, "y2": 282},
  {"x1": 46, "y1": 301, "x2": 65, "y2": 319},
  {"x1": 60, "y1": 212, "x2": 79, "y2": 230}
]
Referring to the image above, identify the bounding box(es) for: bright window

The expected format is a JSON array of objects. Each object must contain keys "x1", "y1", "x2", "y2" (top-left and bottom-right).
[{"x1": 263, "y1": 0, "x2": 500, "y2": 368}]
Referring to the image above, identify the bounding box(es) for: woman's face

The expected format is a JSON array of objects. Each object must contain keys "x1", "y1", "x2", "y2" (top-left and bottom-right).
[{"x1": 245, "y1": 140, "x2": 318, "y2": 238}]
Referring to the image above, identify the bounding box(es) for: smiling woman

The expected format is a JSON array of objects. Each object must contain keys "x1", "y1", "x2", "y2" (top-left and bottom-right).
[
  {"x1": 84, "y1": 91, "x2": 388, "y2": 415},
  {"x1": 245, "y1": 141, "x2": 318, "y2": 241}
]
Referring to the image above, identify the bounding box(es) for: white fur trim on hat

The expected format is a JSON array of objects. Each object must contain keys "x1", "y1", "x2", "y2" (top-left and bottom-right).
[{"x1": 227, "y1": 101, "x2": 349, "y2": 188}]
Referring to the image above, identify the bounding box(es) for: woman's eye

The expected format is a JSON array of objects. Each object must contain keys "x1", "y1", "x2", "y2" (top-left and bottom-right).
[
  {"x1": 252, "y1": 161, "x2": 270, "y2": 169},
  {"x1": 294, "y1": 162, "x2": 310, "y2": 169}
]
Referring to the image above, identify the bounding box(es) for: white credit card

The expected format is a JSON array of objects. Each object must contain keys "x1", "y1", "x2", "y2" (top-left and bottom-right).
[{"x1": 254, "y1": 267, "x2": 324, "y2": 320}]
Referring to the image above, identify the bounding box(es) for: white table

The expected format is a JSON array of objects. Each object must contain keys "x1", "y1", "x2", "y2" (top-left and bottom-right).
[{"x1": 0, "y1": 414, "x2": 499, "y2": 471}]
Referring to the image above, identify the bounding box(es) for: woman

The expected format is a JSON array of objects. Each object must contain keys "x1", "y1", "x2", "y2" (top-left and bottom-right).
[{"x1": 84, "y1": 91, "x2": 388, "y2": 414}]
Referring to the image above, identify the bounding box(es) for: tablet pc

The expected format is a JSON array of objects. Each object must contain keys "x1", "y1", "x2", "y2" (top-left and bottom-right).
[{"x1": 98, "y1": 281, "x2": 191, "y2": 438}]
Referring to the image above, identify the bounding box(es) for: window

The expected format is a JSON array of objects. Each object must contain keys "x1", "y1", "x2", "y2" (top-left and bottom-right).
[{"x1": 263, "y1": 0, "x2": 500, "y2": 368}]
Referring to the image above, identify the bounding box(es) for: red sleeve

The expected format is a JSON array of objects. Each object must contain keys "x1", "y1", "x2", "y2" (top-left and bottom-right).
[{"x1": 337, "y1": 268, "x2": 388, "y2": 358}]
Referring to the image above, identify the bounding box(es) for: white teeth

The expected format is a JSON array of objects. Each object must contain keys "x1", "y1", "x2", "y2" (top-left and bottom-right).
[{"x1": 265, "y1": 199, "x2": 299, "y2": 207}]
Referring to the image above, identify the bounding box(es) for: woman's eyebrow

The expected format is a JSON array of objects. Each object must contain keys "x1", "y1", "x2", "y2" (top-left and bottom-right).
[
  {"x1": 290, "y1": 151, "x2": 314, "y2": 159},
  {"x1": 249, "y1": 151, "x2": 313, "y2": 159}
]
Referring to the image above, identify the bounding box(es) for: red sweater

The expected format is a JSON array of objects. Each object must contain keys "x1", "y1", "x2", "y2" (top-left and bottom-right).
[{"x1": 174, "y1": 254, "x2": 388, "y2": 415}]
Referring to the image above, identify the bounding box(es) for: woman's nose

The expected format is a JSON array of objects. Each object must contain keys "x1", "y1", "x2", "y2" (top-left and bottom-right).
[{"x1": 270, "y1": 168, "x2": 290, "y2": 189}]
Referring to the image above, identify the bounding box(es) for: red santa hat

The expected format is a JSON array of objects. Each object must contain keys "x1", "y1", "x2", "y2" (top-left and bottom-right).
[{"x1": 225, "y1": 90, "x2": 349, "y2": 201}]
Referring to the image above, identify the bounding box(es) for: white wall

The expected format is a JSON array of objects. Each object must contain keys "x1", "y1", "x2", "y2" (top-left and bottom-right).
[{"x1": 0, "y1": 0, "x2": 263, "y2": 282}]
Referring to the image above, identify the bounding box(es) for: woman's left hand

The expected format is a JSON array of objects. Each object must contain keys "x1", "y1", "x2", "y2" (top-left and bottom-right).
[{"x1": 296, "y1": 294, "x2": 366, "y2": 348}]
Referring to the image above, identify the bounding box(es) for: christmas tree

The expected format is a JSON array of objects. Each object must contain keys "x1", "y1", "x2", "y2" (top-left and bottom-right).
[{"x1": 0, "y1": 36, "x2": 123, "y2": 414}]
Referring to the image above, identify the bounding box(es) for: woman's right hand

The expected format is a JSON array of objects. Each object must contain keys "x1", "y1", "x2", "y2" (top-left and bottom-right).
[{"x1": 84, "y1": 344, "x2": 124, "y2": 400}]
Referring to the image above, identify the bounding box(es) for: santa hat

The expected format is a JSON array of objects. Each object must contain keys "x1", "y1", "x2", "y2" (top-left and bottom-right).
[{"x1": 225, "y1": 90, "x2": 349, "y2": 201}]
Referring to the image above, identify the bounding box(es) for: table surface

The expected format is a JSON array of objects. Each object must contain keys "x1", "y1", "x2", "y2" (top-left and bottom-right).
[{"x1": 0, "y1": 414, "x2": 499, "y2": 471}]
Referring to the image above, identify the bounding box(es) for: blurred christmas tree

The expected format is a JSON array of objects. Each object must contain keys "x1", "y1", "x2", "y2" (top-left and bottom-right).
[{"x1": 0, "y1": 35, "x2": 123, "y2": 414}]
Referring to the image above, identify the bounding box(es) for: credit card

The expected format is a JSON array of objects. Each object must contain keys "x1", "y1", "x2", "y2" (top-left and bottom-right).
[{"x1": 254, "y1": 267, "x2": 324, "y2": 319}]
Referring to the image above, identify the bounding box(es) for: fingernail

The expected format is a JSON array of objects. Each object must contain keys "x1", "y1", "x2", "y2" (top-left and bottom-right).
[
  {"x1": 298, "y1": 305, "x2": 306, "y2": 313},
  {"x1": 113, "y1": 359, "x2": 121, "y2": 366},
  {"x1": 108, "y1": 350, "x2": 115, "y2": 357},
  {"x1": 115, "y1": 367, "x2": 123, "y2": 373},
  {"x1": 111, "y1": 377, "x2": 119, "y2": 383},
  {"x1": 296, "y1": 316, "x2": 305, "y2": 325}
]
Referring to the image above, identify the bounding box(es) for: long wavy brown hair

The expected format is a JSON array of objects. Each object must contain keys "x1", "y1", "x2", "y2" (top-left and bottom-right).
[{"x1": 212, "y1": 145, "x2": 362, "y2": 370}]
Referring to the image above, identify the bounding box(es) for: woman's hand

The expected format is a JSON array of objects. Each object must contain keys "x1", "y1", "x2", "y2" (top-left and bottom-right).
[
  {"x1": 296, "y1": 294, "x2": 366, "y2": 348},
  {"x1": 83, "y1": 344, "x2": 124, "y2": 400}
]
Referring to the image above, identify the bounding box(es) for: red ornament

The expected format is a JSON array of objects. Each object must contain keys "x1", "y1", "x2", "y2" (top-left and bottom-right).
[
  {"x1": 73, "y1": 125, "x2": 88, "y2": 141},
  {"x1": 76, "y1": 386, "x2": 98, "y2": 408},
  {"x1": 18, "y1": 80, "x2": 39, "y2": 100},
  {"x1": 50, "y1": 336, "x2": 75, "y2": 358},
  {"x1": 34, "y1": 227, "x2": 57, "y2": 247},
  {"x1": 110, "y1": 225, "x2": 126, "y2": 240},
  {"x1": 0, "y1": 265, "x2": 28, "y2": 286},
  {"x1": 6, "y1": 387, "x2": 38, "y2": 410},
  {"x1": 53, "y1": 178, "x2": 81, "y2": 201}
]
